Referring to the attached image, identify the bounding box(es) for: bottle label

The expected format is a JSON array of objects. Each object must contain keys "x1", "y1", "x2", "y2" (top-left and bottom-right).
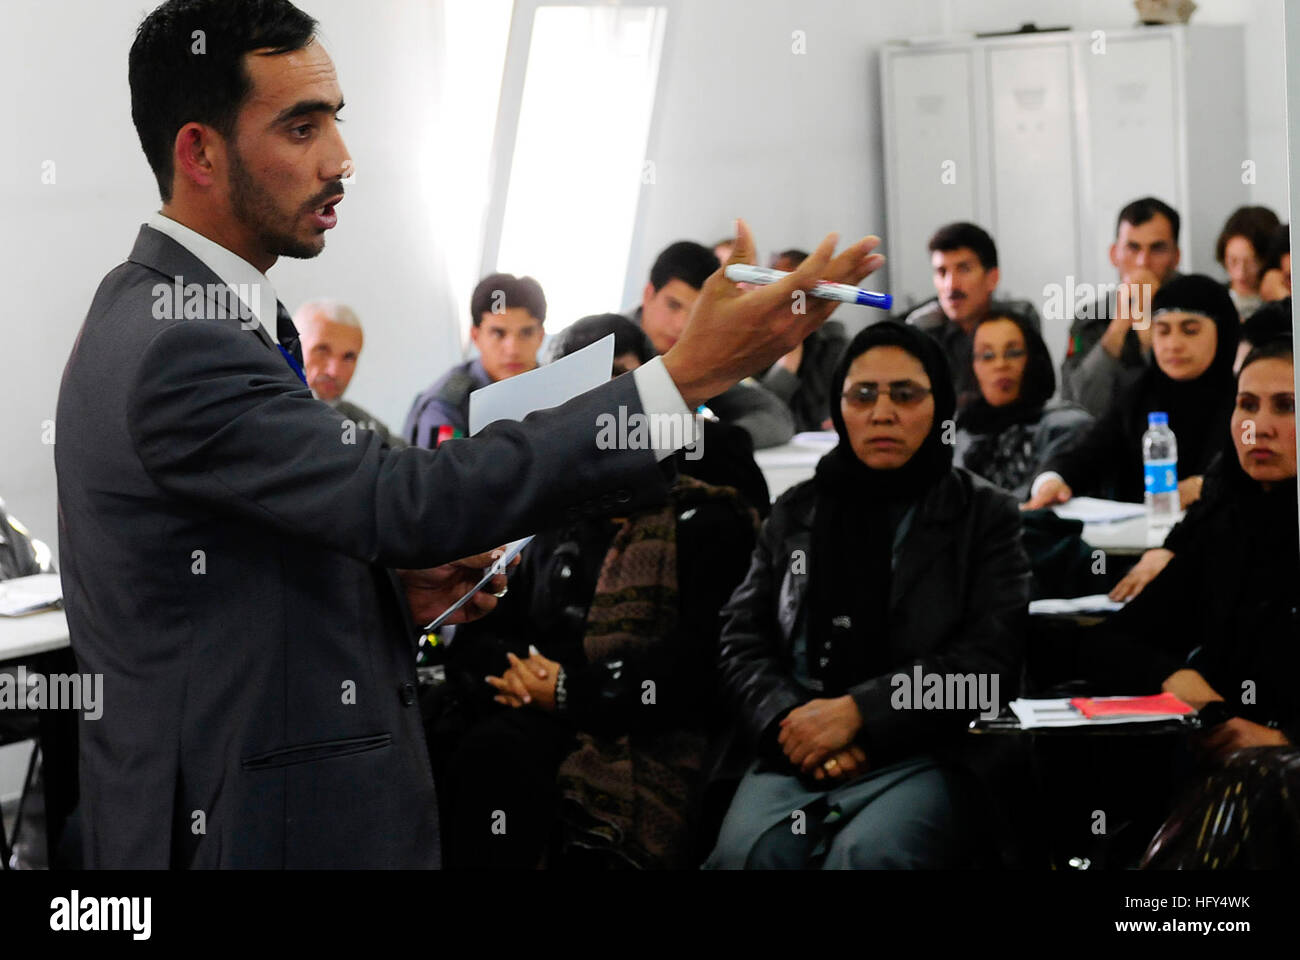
[{"x1": 1144, "y1": 458, "x2": 1178, "y2": 495}]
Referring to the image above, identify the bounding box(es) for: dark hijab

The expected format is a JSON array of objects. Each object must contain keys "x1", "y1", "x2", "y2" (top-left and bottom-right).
[
  {"x1": 1142, "y1": 274, "x2": 1241, "y2": 474},
  {"x1": 956, "y1": 312, "x2": 1056, "y2": 435},
  {"x1": 807, "y1": 322, "x2": 956, "y2": 693}
]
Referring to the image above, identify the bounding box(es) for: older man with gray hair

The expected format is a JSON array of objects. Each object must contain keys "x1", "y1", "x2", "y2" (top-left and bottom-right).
[{"x1": 294, "y1": 298, "x2": 407, "y2": 448}]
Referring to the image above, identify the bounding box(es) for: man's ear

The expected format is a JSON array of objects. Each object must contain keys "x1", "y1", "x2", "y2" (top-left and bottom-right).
[
  {"x1": 642, "y1": 281, "x2": 655, "y2": 309},
  {"x1": 172, "y1": 122, "x2": 220, "y2": 191},
  {"x1": 1109, "y1": 242, "x2": 1121, "y2": 270},
  {"x1": 987, "y1": 265, "x2": 1001, "y2": 291},
  {"x1": 1172, "y1": 246, "x2": 1182, "y2": 270}
]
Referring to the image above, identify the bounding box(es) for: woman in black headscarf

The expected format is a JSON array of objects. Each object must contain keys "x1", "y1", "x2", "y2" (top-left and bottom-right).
[
  {"x1": 1076, "y1": 337, "x2": 1299, "y2": 866},
  {"x1": 703, "y1": 322, "x2": 1031, "y2": 869},
  {"x1": 955, "y1": 310, "x2": 1093, "y2": 499},
  {"x1": 1027, "y1": 274, "x2": 1240, "y2": 508}
]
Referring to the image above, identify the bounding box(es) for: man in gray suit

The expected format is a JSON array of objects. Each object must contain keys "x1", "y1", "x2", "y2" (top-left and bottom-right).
[{"x1": 55, "y1": 0, "x2": 882, "y2": 868}]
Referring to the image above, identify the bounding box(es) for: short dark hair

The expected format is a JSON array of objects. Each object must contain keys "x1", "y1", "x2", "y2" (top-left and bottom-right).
[
  {"x1": 1238, "y1": 333, "x2": 1294, "y2": 375},
  {"x1": 771, "y1": 249, "x2": 810, "y2": 268},
  {"x1": 1116, "y1": 196, "x2": 1181, "y2": 244},
  {"x1": 1263, "y1": 222, "x2": 1291, "y2": 273},
  {"x1": 1241, "y1": 298, "x2": 1292, "y2": 348},
  {"x1": 129, "y1": 0, "x2": 319, "y2": 203},
  {"x1": 928, "y1": 222, "x2": 997, "y2": 270},
  {"x1": 648, "y1": 241, "x2": 718, "y2": 292},
  {"x1": 470, "y1": 273, "x2": 547, "y2": 327},
  {"x1": 1215, "y1": 206, "x2": 1281, "y2": 265},
  {"x1": 549, "y1": 313, "x2": 655, "y2": 365}
]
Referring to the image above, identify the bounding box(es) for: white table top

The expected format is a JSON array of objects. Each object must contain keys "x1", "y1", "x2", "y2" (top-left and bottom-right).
[
  {"x1": 0, "y1": 608, "x2": 71, "y2": 662},
  {"x1": 754, "y1": 434, "x2": 828, "y2": 501},
  {"x1": 1081, "y1": 515, "x2": 1168, "y2": 555}
]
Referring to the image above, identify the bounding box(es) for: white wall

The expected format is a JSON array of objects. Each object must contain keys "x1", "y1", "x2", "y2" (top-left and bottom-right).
[{"x1": 624, "y1": 0, "x2": 1288, "y2": 330}]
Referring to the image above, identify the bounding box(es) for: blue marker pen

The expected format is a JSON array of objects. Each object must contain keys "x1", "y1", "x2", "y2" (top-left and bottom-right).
[{"x1": 724, "y1": 264, "x2": 892, "y2": 310}]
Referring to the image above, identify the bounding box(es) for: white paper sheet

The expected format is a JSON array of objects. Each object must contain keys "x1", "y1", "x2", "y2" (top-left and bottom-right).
[
  {"x1": 1051, "y1": 497, "x2": 1148, "y2": 525},
  {"x1": 1029, "y1": 594, "x2": 1126, "y2": 615},
  {"x1": 422, "y1": 536, "x2": 534, "y2": 632},
  {"x1": 468, "y1": 335, "x2": 615, "y2": 435}
]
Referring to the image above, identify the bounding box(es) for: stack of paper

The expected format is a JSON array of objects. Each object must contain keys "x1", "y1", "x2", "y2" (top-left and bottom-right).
[
  {"x1": 1029, "y1": 595, "x2": 1125, "y2": 615},
  {"x1": 0, "y1": 573, "x2": 63, "y2": 616},
  {"x1": 1051, "y1": 497, "x2": 1147, "y2": 525},
  {"x1": 1009, "y1": 696, "x2": 1191, "y2": 729}
]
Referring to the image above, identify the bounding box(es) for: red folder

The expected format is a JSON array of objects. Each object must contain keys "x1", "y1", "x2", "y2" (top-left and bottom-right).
[{"x1": 1069, "y1": 692, "x2": 1193, "y2": 719}]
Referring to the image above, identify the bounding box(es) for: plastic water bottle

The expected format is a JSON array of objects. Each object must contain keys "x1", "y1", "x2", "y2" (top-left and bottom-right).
[{"x1": 1142, "y1": 412, "x2": 1178, "y2": 536}]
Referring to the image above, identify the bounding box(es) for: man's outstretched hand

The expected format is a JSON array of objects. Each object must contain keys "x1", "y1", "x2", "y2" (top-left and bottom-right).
[
  {"x1": 662, "y1": 219, "x2": 884, "y2": 409},
  {"x1": 397, "y1": 548, "x2": 519, "y2": 627}
]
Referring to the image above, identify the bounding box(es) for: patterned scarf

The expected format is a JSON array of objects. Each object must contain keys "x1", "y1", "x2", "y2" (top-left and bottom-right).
[{"x1": 556, "y1": 476, "x2": 753, "y2": 869}]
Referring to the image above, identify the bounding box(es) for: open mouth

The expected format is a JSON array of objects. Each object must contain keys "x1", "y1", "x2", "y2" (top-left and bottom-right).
[{"x1": 309, "y1": 194, "x2": 343, "y2": 230}]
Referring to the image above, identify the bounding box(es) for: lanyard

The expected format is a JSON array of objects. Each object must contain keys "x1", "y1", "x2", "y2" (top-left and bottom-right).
[{"x1": 277, "y1": 343, "x2": 308, "y2": 385}]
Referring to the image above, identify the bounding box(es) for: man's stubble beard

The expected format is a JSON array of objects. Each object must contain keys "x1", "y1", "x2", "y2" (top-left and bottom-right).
[{"x1": 229, "y1": 145, "x2": 324, "y2": 261}]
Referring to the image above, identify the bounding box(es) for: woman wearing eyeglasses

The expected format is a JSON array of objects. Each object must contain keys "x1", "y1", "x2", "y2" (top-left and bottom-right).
[
  {"x1": 953, "y1": 313, "x2": 1093, "y2": 500},
  {"x1": 1025, "y1": 275, "x2": 1240, "y2": 511},
  {"x1": 703, "y1": 322, "x2": 1030, "y2": 869}
]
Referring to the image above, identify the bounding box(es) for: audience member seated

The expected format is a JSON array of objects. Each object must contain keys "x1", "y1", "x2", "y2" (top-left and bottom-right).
[
  {"x1": 703, "y1": 322, "x2": 1030, "y2": 869},
  {"x1": 549, "y1": 313, "x2": 771, "y2": 517},
  {"x1": 631, "y1": 240, "x2": 795, "y2": 449},
  {"x1": 1027, "y1": 275, "x2": 1238, "y2": 511},
  {"x1": 1109, "y1": 297, "x2": 1295, "y2": 602},
  {"x1": 404, "y1": 272, "x2": 546, "y2": 447},
  {"x1": 758, "y1": 248, "x2": 849, "y2": 432},
  {"x1": 954, "y1": 311, "x2": 1092, "y2": 500},
  {"x1": 293, "y1": 299, "x2": 406, "y2": 448},
  {"x1": 437, "y1": 330, "x2": 760, "y2": 870},
  {"x1": 902, "y1": 221, "x2": 1042, "y2": 411},
  {"x1": 1061, "y1": 197, "x2": 1183, "y2": 418},
  {"x1": 1215, "y1": 205, "x2": 1280, "y2": 321},
  {"x1": 1080, "y1": 337, "x2": 1297, "y2": 798},
  {"x1": 1258, "y1": 222, "x2": 1291, "y2": 302}
]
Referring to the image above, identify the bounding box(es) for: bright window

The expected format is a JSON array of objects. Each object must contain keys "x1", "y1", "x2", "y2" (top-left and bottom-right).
[{"x1": 495, "y1": 5, "x2": 666, "y2": 332}]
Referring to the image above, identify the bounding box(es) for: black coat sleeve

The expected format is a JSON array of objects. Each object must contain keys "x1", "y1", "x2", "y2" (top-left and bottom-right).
[
  {"x1": 1044, "y1": 395, "x2": 1131, "y2": 498},
  {"x1": 127, "y1": 320, "x2": 673, "y2": 570},
  {"x1": 715, "y1": 503, "x2": 818, "y2": 754}
]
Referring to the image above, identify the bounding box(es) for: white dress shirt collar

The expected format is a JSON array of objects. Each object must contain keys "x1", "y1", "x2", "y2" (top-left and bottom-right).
[{"x1": 146, "y1": 212, "x2": 280, "y2": 346}]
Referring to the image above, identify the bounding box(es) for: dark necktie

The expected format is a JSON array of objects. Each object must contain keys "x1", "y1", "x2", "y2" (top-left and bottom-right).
[{"x1": 276, "y1": 301, "x2": 303, "y2": 366}]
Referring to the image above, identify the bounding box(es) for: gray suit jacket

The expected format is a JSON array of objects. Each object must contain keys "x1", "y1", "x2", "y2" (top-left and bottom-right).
[{"x1": 55, "y1": 225, "x2": 671, "y2": 868}]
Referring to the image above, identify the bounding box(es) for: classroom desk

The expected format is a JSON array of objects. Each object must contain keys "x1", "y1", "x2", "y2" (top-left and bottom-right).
[
  {"x1": 1079, "y1": 514, "x2": 1176, "y2": 557},
  {"x1": 0, "y1": 608, "x2": 70, "y2": 662},
  {"x1": 756, "y1": 438, "x2": 1171, "y2": 558},
  {"x1": 0, "y1": 608, "x2": 74, "y2": 868}
]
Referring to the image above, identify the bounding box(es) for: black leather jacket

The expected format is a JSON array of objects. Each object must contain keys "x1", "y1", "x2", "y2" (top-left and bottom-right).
[{"x1": 714, "y1": 466, "x2": 1030, "y2": 775}]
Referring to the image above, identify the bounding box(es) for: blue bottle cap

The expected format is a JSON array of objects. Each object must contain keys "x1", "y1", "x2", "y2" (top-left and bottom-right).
[{"x1": 1148, "y1": 411, "x2": 1168, "y2": 426}]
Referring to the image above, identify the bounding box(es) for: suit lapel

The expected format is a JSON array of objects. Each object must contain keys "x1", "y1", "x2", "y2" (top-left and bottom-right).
[{"x1": 126, "y1": 224, "x2": 279, "y2": 352}]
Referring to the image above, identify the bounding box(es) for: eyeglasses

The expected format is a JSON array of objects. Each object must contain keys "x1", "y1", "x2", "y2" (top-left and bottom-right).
[
  {"x1": 974, "y1": 347, "x2": 1027, "y2": 364},
  {"x1": 841, "y1": 381, "x2": 933, "y2": 408}
]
